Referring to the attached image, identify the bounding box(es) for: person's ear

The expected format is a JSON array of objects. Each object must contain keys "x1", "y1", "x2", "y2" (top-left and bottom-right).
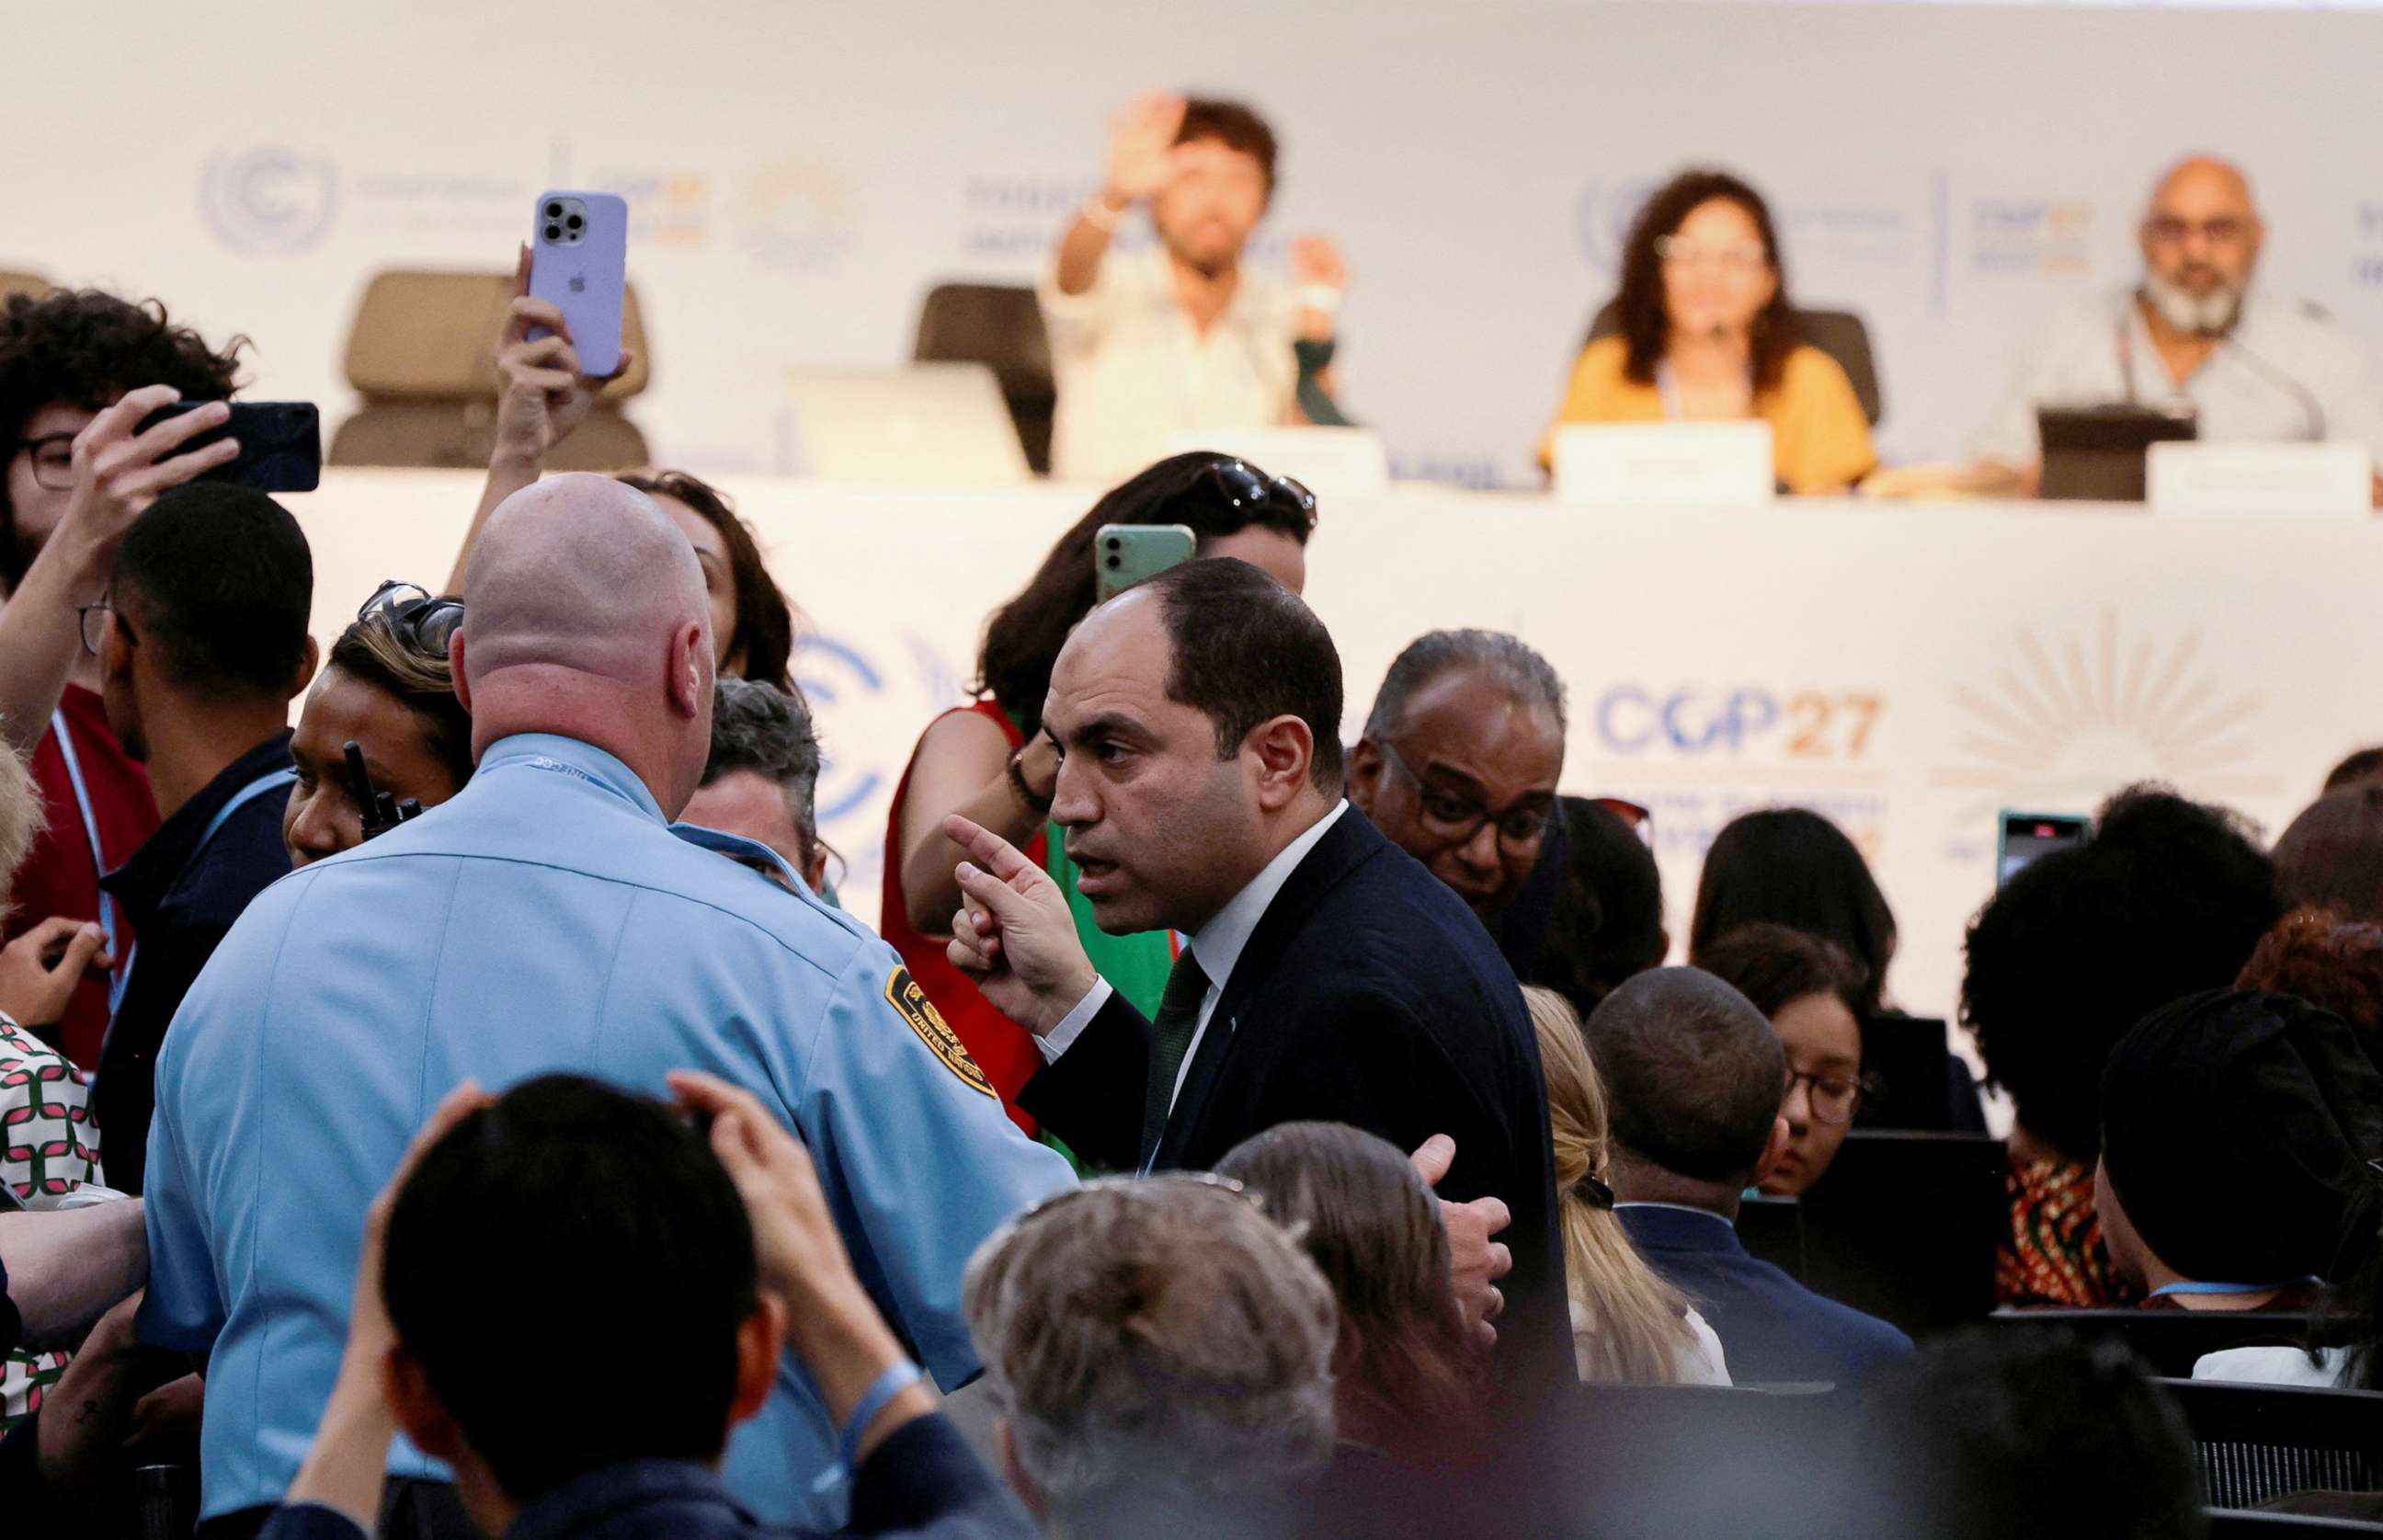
[
  {"x1": 728, "y1": 1295, "x2": 786, "y2": 1430},
  {"x1": 450, "y1": 634, "x2": 473, "y2": 714},
  {"x1": 999, "y1": 1418, "x2": 1046, "y2": 1521},
  {"x1": 1750, "y1": 1115, "x2": 1794, "y2": 1189},
  {"x1": 1346, "y1": 737, "x2": 1385, "y2": 813},
  {"x1": 100, "y1": 611, "x2": 138, "y2": 693},
  {"x1": 804, "y1": 845, "x2": 830, "y2": 897},
  {"x1": 1245, "y1": 714, "x2": 1315, "y2": 812},
  {"x1": 670, "y1": 622, "x2": 707, "y2": 721},
  {"x1": 387, "y1": 1344, "x2": 465, "y2": 1463},
  {"x1": 290, "y1": 635, "x2": 320, "y2": 702}
]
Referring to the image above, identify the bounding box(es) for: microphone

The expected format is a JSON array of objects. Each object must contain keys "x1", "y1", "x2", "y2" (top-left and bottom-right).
[{"x1": 2222, "y1": 330, "x2": 2328, "y2": 440}]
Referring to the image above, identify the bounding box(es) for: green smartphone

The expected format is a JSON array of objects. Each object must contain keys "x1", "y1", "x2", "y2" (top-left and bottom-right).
[{"x1": 1094, "y1": 523, "x2": 1197, "y2": 602}]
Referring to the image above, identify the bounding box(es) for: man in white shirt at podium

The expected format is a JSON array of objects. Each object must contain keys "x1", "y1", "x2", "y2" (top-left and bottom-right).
[{"x1": 1973, "y1": 156, "x2": 2383, "y2": 494}]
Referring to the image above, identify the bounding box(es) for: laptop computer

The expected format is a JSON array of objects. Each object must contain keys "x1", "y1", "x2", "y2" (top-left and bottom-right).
[
  {"x1": 2035, "y1": 402, "x2": 2197, "y2": 501},
  {"x1": 783, "y1": 362, "x2": 1030, "y2": 485}
]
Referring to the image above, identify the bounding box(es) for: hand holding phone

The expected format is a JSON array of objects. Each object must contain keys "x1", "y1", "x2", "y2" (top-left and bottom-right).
[
  {"x1": 492, "y1": 244, "x2": 628, "y2": 464},
  {"x1": 527, "y1": 190, "x2": 628, "y2": 379},
  {"x1": 132, "y1": 401, "x2": 320, "y2": 493}
]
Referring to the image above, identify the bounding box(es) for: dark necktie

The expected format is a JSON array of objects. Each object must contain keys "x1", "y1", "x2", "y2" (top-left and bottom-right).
[{"x1": 1141, "y1": 952, "x2": 1213, "y2": 1163}]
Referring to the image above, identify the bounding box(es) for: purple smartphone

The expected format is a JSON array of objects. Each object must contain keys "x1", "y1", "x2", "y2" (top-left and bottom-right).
[{"x1": 527, "y1": 189, "x2": 628, "y2": 377}]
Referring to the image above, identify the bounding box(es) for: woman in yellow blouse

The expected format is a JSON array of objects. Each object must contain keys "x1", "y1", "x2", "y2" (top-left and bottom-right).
[{"x1": 1543, "y1": 169, "x2": 1876, "y2": 495}]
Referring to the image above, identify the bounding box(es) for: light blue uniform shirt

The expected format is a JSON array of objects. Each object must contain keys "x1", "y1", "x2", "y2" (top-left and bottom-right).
[{"x1": 138, "y1": 734, "x2": 1073, "y2": 1527}]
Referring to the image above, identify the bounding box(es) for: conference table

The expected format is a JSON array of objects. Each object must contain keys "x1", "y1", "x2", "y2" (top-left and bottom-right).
[{"x1": 297, "y1": 471, "x2": 2383, "y2": 1023}]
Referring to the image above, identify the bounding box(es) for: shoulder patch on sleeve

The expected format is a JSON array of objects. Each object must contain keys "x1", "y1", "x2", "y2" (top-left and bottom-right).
[{"x1": 885, "y1": 967, "x2": 997, "y2": 1099}]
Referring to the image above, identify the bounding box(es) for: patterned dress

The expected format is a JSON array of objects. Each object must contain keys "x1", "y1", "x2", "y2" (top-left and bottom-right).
[
  {"x1": 0, "y1": 1012, "x2": 100, "y2": 1426},
  {"x1": 1995, "y1": 1151, "x2": 2141, "y2": 1308}
]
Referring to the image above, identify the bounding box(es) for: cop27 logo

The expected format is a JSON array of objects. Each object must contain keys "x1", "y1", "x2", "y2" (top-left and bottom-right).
[
  {"x1": 1595, "y1": 685, "x2": 1884, "y2": 760},
  {"x1": 201, "y1": 147, "x2": 337, "y2": 256}
]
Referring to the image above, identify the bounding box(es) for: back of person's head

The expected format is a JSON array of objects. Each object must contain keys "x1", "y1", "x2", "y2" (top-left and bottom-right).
[
  {"x1": 1692, "y1": 922, "x2": 1868, "y2": 1020},
  {"x1": 1583, "y1": 966, "x2": 1784, "y2": 1188},
  {"x1": 456, "y1": 474, "x2": 713, "y2": 808},
  {"x1": 1137, "y1": 556, "x2": 1343, "y2": 793},
  {"x1": 0, "y1": 288, "x2": 245, "y2": 581},
  {"x1": 962, "y1": 1174, "x2": 1338, "y2": 1534},
  {"x1": 1690, "y1": 808, "x2": 1895, "y2": 1013},
  {"x1": 702, "y1": 678, "x2": 821, "y2": 815},
  {"x1": 2325, "y1": 747, "x2": 2383, "y2": 793},
  {"x1": 1214, "y1": 1122, "x2": 1482, "y2": 1454},
  {"x1": 2238, "y1": 907, "x2": 2383, "y2": 1036},
  {"x1": 615, "y1": 470, "x2": 795, "y2": 691},
  {"x1": 1525, "y1": 987, "x2": 1701, "y2": 1384},
  {"x1": 326, "y1": 592, "x2": 473, "y2": 791},
  {"x1": 109, "y1": 483, "x2": 313, "y2": 702},
  {"x1": 1613, "y1": 168, "x2": 1796, "y2": 392},
  {"x1": 2274, "y1": 783, "x2": 2383, "y2": 925},
  {"x1": 975, "y1": 452, "x2": 1315, "y2": 733},
  {"x1": 1857, "y1": 1329, "x2": 2205, "y2": 1540},
  {"x1": 1963, "y1": 784, "x2": 2283, "y2": 1164},
  {"x1": 1526, "y1": 797, "x2": 1668, "y2": 1017},
  {"x1": 382, "y1": 1074, "x2": 760, "y2": 1501},
  {"x1": 1362, "y1": 629, "x2": 1568, "y2": 745},
  {"x1": 0, "y1": 742, "x2": 43, "y2": 918},
  {"x1": 2100, "y1": 988, "x2": 2383, "y2": 1285},
  {"x1": 1175, "y1": 98, "x2": 1279, "y2": 192}
]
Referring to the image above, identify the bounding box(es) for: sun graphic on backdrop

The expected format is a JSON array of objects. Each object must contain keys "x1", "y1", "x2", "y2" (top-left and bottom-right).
[{"x1": 1932, "y1": 610, "x2": 2278, "y2": 807}]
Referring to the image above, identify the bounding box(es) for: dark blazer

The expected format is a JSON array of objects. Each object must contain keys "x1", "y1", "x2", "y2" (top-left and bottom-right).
[
  {"x1": 1617, "y1": 1203, "x2": 1912, "y2": 1387},
  {"x1": 1019, "y1": 806, "x2": 1571, "y2": 1404}
]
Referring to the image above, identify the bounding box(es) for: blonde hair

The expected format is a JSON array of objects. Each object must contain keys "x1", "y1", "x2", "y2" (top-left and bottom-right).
[
  {"x1": 0, "y1": 742, "x2": 45, "y2": 921},
  {"x1": 1526, "y1": 985, "x2": 1704, "y2": 1384}
]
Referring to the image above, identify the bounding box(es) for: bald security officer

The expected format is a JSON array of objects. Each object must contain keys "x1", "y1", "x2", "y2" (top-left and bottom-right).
[{"x1": 138, "y1": 476, "x2": 1073, "y2": 1537}]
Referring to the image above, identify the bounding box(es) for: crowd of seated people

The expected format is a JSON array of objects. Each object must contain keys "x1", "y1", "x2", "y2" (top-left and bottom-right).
[{"x1": 7, "y1": 143, "x2": 2383, "y2": 1540}]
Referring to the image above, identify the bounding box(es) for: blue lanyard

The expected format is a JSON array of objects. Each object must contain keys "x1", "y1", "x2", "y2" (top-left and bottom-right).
[
  {"x1": 106, "y1": 769, "x2": 296, "y2": 1022},
  {"x1": 2149, "y1": 1278, "x2": 2318, "y2": 1299},
  {"x1": 51, "y1": 709, "x2": 130, "y2": 1013}
]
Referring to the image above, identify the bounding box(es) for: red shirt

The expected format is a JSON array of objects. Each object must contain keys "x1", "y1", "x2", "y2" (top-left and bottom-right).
[
  {"x1": 6, "y1": 686, "x2": 158, "y2": 1068},
  {"x1": 880, "y1": 702, "x2": 1048, "y2": 1136}
]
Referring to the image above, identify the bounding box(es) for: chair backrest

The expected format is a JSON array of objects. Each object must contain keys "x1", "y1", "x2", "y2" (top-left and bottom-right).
[
  {"x1": 0, "y1": 269, "x2": 49, "y2": 308},
  {"x1": 1788, "y1": 1130, "x2": 2006, "y2": 1336},
  {"x1": 1988, "y1": 1309, "x2": 2318, "y2": 1378},
  {"x1": 1855, "y1": 1014, "x2": 1988, "y2": 1133},
  {"x1": 911, "y1": 282, "x2": 1055, "y2": 474},
  {"x1": 327, "y1": 401, "x2": 648, "y2": 472},
  {"x1": 342, "y1": 270, "x2": 650, "y2": 400},
  {"x1": 1581, "y1": 302, "x2": 1885, "y2": 426},
  {"x1": 2161, "y1": 1378, "x2": 2383, "y2": 1512}
]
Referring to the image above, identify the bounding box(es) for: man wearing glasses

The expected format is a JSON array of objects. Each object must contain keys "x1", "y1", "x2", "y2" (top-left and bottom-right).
[
  {"x1": 0, "y1": 289, "x2": 246, "y2": 1070},
  {"x1": 1973, "y1": 155, "x2": 2383, "y2": 491},
  {"x1": 1345, "y1": 630, "x2": 1568, "y2": 980}
]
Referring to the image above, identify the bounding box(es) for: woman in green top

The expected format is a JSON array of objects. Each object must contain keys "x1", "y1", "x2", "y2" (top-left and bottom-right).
[{"x1": 883, "y1": 452, "x2": 1317, "y2": 1154}]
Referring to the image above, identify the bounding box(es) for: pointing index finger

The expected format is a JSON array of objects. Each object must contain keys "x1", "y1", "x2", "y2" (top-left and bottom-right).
[{"x1": 943, "y1": 814, "x2": 1037, "y2": 884}]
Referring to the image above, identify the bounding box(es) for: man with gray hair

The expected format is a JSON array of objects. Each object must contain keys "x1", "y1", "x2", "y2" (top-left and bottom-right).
[
  {"x1": 963, "y1": 1174, "x2": 1339, "y2": 1538},
  {"x1": 137, "y1": 475, "x2": 1073, "y2": 1537},
  {"x1": 683, "y1": 678, "x2": 828, "y2": 896},
  {"x1": 1348, "y1": 629, "x2": 1568, "y2": 974}
]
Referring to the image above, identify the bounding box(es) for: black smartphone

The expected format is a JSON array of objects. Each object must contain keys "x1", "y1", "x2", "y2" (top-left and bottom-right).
[
  {"x1": 1997, "y1": 810, "x2": 2090, "y2": 885},
  {"x1": 133, "y1": 401, "x2": 321, "y2": 494}
]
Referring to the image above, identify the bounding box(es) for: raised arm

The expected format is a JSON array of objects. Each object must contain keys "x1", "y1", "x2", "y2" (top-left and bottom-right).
[
  {"x1": 443, "y1": 245, "x2": 632, "y2": 595},
  {"x1": 1053, "y1": 93, "x2": 1186, "y2": 298}
]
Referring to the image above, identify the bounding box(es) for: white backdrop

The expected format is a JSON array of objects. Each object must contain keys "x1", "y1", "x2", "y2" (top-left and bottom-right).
[
  {"x1": 10, "y1": 1, "x2": 2383, "y2": 487},
  {"x1": 293, "y1": 473, "x2": 2383, "y2": 1027}
]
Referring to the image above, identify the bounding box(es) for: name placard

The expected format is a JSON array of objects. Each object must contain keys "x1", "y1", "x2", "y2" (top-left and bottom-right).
[
  {"x1": 1551, "y1": 423, "x2": 1775, "y2": 508},
  {"x1": 2147, "y1": 442, "x2": 2374, "y2": 519},
  {"x1": 1169, "y1": 427, "x2": 1392, "y2": 497}
]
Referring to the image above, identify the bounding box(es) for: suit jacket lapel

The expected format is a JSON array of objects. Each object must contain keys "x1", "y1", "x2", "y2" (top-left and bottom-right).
[{"x1": 1153, "y1": 809, "x2": 1390, "y2": 1169}]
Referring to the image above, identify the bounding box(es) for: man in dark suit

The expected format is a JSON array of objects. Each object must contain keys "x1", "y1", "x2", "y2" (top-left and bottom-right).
[
  {"x1": 942, "y1": 557, "x2": 1569, "y2": 1408},
  {"x1": 1586, "y1": 967, "x2": 1911, "y2": 1386}
]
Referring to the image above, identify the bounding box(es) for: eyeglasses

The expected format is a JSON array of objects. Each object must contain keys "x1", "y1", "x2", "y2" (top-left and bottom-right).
[
  {"x1": 2144, "y1": 215, "x2": 2252, "y2": 248},
  {"x1": 1379, "y1": 742, "x2": 1553, "y2": 853},
  {"x1": 359, "y1": 579, "x2": 464, "y2": 658},
  {"x1": 76, "y1": 597, "x2": 122, "y2": 657},
  {"x1": 1784, "y1": 1068, "x2": 1864, "y2": 1127},
  {"x1": 17, "y1": 433, "x2": 75, "y2": 492},
  {"x1": 1203, "y1": 459, "x2": 1317, "y2": 531},
  {"x1": 1653, "y1": 235, "x2": 1770, "y2": 273}
]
